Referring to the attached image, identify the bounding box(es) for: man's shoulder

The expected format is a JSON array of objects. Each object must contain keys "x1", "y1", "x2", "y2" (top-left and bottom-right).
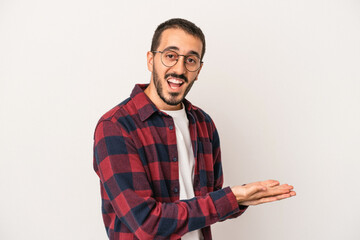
[
  {"x1": 94, "y1": 96, "x2": 143, "y2": 136},
  {"x1": 98, "y1": 97, "x2": 133, "y2": 122}
]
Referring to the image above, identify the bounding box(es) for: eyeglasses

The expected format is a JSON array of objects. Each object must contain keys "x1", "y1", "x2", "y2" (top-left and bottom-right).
[{"x1": 152, "y1": 50, "x2": 203, "y2": 72}]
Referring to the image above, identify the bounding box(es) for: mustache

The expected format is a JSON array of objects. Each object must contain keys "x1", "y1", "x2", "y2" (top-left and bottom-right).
[{"x1": 165, "y1": 73, "x2": 188, "y2": 83}]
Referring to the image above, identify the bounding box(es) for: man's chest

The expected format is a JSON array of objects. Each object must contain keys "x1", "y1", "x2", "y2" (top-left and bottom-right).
[{"x1": 126, "y1": 115, "x2": 215, "y2": 201}]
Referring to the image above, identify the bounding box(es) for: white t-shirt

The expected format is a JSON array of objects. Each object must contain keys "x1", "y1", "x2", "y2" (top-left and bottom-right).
[{"x1": 162, "y1": 105, "x2": 203, "y2": 240}]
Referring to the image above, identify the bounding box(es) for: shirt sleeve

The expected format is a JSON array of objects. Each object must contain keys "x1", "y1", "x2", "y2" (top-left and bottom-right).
[{"x1": 93, "y1": 119, "x2": 243, "y2": 240}]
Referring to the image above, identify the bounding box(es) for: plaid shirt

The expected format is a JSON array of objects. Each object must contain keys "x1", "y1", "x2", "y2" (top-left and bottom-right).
[{"x1": 93, "y1": 84, "x2": 247, "y2": 240}]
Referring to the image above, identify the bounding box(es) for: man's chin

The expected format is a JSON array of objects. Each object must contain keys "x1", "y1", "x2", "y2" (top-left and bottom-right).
[
  {"x1": 163, "y1": 95, "x2": 183, "y2": 106},
  {"x1": 165, "y1": 99, "x2": 182, "y2": 106}
]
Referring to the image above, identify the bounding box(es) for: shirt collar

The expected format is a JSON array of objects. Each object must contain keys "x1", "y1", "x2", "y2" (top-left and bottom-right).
[{"x1": 130, "y1": 84, "x2": 198, "y2": 121}]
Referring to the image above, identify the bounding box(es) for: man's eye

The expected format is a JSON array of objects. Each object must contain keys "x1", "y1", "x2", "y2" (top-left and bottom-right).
[
  {"x1": 186, "y1": 57, "x2": 197, "y2": 64},
  {"x1": 165, "y1": 52, "x2": 178, "y2": 60}
]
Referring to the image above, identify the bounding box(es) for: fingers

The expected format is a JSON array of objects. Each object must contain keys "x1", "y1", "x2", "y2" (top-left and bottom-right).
[
  {"x1": 241, "y1": 190, "x2": 296, "y2": 206},
  {"x1": 262, "y1": 190, "x2": 296, "y2": 203},
  {"x1": 233, "y1": 180, "x2": 296, "y2": 205},
  {"x1": 250, "y1": 183, "x2": 294, "y2": 201},
  {"x1": 268, "y1": 184, "x2": 294, "y2": 196}
]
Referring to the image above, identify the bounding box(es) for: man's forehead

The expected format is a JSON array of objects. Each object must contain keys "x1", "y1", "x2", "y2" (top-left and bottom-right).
[{"x1": 157, "y1": 28, "x2": 203, "y2": 55}]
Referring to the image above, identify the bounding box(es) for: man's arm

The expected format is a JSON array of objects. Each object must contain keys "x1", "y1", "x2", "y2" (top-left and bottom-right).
[{"x1": 93, "y1": 119, "x2": 244, "y2": 240}]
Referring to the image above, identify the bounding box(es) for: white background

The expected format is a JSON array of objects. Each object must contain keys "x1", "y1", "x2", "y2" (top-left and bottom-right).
[{"x1": 1, "y1": 0, "x2": 359, "y2": 239}]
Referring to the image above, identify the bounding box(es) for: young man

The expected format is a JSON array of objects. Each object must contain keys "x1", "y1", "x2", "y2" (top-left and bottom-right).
[{"x1": 93, "y1": 18, "x2": 296, "y2": 240}]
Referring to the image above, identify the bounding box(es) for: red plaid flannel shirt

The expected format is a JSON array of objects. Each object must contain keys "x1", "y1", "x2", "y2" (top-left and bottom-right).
[{"x1": 93, "y1": 84, "x2": 247, "y2": 240}]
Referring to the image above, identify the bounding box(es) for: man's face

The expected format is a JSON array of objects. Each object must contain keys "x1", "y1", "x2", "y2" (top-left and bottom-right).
[{"x1": 147, "y1": 28, "x2": 203, "y2": 110}]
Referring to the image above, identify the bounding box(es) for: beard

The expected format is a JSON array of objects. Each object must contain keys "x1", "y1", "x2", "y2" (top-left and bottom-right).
[{"x1": 152, "y1": 64, "x2": 195, "y2": 106}]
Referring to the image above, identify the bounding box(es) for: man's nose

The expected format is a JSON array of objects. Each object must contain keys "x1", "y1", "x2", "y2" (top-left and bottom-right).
[{"x1": 171, "y1": 56, "x2": 187, "y2": 74}]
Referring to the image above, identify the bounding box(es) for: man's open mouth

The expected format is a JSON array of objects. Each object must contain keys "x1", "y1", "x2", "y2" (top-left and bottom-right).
[{"x1": 167, "y1": 78, "x2": 184, "y2": 90}]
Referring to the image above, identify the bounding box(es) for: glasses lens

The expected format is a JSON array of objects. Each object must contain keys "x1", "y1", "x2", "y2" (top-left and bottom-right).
[
  {"x1": 185, "y1": 55, "x2": 200, "y2": 71},
  {"x1": 161, "y1": 50, "x2": 178, "y2": 67},
  {"x1": 160, "y1": 50, "x2": 201, "y2": 71}
]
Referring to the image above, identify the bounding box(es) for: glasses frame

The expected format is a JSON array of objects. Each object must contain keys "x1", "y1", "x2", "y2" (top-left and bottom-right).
[{"x1": 152, "y1": 50, "x2": 203, "y2": 72}]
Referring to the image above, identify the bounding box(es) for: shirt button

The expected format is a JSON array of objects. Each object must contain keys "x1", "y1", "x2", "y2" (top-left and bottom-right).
[
  {"x1": 172, "y1": 157, "x2": 177, "y2": 162},
  {"x1": 169, "y1": 125, "x2": 174, "y2": 130},
  {"x1": 173, "y1": 187, "x2": 178, "y2": 193}
]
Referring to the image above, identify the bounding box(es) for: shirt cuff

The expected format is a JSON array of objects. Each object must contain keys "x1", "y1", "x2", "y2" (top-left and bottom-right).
[{"x1": 209, "y1": 186, "x2": 247, "y2": 221}]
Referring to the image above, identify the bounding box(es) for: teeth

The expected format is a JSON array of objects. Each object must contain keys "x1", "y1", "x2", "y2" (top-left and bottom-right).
[{"x1": 167, "y1": 78, "x2": 183, "y2": 84}]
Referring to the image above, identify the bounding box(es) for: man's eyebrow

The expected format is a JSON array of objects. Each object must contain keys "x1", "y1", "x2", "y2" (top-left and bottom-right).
[
  {"x1": 162, "y1": 46, "x2": 201, "y2": 59},
  {"x1": 188, "y1": 50, "x2": 201, "y2": 59},
  {"x1": 163, "y1": 46, "x2": 180, "y2": 52}
]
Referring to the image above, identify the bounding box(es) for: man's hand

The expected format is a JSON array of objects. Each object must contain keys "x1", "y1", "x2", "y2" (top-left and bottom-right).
[{"x1": 231, "y1": 180, "x2": 296, "y2": 206}]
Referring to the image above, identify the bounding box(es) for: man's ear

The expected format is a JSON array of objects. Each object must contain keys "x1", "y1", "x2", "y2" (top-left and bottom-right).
[
  {"x1": 194, "y1": 63, "x2": 203, "y2": 81},
  {"x1": 147, "y1": 51, "x2": 154, "y2": 72}
]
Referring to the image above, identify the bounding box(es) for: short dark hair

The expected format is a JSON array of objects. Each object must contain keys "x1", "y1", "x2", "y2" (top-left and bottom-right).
[{"x1": 151, "y1": 18, "x2": 206, "y2": 60}]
